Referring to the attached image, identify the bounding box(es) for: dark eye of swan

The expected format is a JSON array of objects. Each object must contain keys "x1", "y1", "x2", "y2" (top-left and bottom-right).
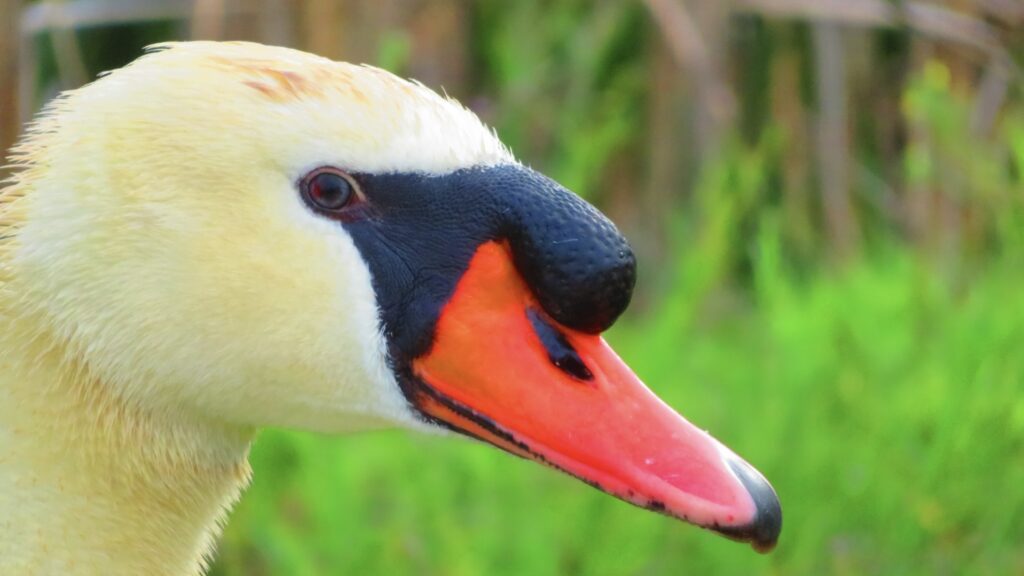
[{"x1": 301, "y1": 168, "x2": 358, "y2": 213}]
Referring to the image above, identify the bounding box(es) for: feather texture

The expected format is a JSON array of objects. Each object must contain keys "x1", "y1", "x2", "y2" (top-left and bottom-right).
[{"x1": 0, "y1": 41, "x2": 510, "y2": 575}]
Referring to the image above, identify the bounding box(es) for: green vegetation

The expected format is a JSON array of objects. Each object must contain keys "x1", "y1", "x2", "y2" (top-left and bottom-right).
[
  {"x1": 212, "y1": 66, "x2": 1024, "y2": 575},
  {"x1": 213, "y1": 258, "x2": 1024, "y2": 574},
  {"x1": 12, "y1": 1, "x2": 1024, "y2": 574}
]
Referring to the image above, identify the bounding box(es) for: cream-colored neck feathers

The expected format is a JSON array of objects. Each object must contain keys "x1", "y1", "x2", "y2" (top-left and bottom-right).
[
  {"x1": 0, "y1": 41, "x2": 514, "y2": 575},
  {"x1": 0, "y1": 317, "x2": 252, "y2": 575}
]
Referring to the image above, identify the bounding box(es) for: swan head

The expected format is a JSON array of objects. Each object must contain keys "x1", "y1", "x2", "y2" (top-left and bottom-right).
[{"x1": 5, "y1": 42, "x2": 780, "y2": 550}]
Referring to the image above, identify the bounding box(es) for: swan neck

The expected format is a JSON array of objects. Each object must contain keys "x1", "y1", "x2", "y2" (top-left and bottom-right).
[{"x1": 0, "y1": 317, "x2": 255, "y2": 576}]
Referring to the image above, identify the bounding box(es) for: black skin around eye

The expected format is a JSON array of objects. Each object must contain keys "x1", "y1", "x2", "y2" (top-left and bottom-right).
[{"x1": 340, "y1": 165, "x2": 635, "y2": 364}]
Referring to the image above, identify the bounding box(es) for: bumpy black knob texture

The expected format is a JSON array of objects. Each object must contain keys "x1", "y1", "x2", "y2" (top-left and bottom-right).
[
  {"x1": 502, "y1": 170, "x2": 636, "y2": 334},
  {"x1": 342, "y1": 165, "x2": 638, "y2": 363}
]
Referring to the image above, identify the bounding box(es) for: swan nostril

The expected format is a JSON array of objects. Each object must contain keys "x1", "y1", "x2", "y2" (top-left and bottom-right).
[{"x1": 526, "y1": 308, "x2": 593, "y2": 382}]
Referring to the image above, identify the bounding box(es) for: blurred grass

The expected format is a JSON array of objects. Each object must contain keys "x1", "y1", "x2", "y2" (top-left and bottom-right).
[
  {"x1": 212, "y1": 238, "x2": 1024, "y2": 575},
  {"x1": 10, "y1": 2, "x2": 1024, "y2": 574},
  {"x1": 211, "y1": 67, "x2": 1024, "y2": 575}
]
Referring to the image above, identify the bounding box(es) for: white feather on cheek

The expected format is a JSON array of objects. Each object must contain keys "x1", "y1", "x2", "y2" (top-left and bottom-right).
[{"x1": 0, "y1": 40, "x2": 507, "y2": 574}]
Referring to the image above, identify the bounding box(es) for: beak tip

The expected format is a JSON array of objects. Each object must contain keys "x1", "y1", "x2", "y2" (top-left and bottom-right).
[{"x1": 715, "y1": 453, "x2": 783, "y2": 553}]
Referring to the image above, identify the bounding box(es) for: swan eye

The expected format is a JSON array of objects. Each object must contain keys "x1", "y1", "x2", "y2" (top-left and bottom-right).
[{"x1": 302, "y1": 168, "x2": 358, "y2": 213}]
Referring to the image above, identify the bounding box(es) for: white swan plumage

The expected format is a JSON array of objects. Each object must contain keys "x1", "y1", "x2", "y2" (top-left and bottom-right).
[{"x1": 0, "y1": 41, "x2": 779, "y2": 575}]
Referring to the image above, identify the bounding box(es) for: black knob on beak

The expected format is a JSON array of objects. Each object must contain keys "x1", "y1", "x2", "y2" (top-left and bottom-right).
[{"x1": 503, "y1": 171, "x2": 636, "y2": 333}]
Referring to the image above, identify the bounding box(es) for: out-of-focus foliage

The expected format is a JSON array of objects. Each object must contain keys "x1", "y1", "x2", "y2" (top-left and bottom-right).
[
  {"x1": 5, "y1": 1, "x2": 1024, "y2": 574},
  {"x1": 213, "y1": 61, "x2": 1024, "y2": 574}
]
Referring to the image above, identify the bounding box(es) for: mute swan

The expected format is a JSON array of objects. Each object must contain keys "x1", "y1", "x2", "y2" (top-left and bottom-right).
[{"x1": 0, "y1": 42, "x2": 780, "y2": 575}]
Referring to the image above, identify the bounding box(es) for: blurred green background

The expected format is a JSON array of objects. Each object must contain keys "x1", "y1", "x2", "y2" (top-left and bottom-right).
[{"x1": 2, "y1": 1, "x2": 1024, "y2": 574}]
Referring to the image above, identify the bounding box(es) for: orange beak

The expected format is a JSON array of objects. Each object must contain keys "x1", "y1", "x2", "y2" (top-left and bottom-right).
[{"x1": 409, "y1": 242, "x2": 781, "y2": 551}]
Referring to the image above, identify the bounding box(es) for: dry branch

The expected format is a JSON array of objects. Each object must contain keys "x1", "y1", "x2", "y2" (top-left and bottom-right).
[
  {"x1": 643, "y1": 0, "x2": 736, "y2": 128},
  {"x1": 1, "y1": 0, "x2": 18, "y2": 171},
  {"x1": 191, "y1": 0, "x2": 226, "y2": 40},
  {"x1": 20, "y1": 0, "x2": 192, "y2": 34},
  {"x1": 813, "y1": 22, "x2": 858, "y2": 259},
  {"x1": 734, "y1": 0, "x2": 1011, "y2": 63}
]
